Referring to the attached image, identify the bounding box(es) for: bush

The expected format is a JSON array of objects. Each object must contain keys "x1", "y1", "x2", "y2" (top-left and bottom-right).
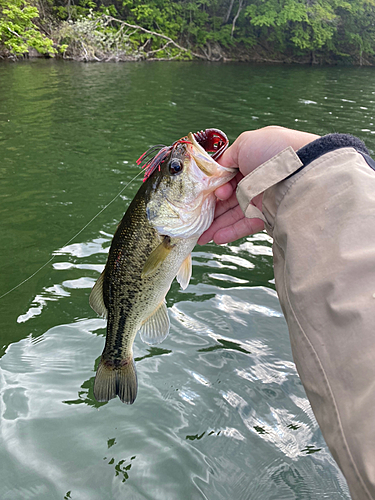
[{"x1": 0, "y1": 0, "x2": 56, "y2": 57}]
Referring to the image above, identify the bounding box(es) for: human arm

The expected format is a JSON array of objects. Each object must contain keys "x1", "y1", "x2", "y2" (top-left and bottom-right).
[
  {"x1": 266, "y1": 138, "x2": 375, "y2": 500},
  {"x1": 200, "y1": 126, "x2": 375, "y2": 500}
]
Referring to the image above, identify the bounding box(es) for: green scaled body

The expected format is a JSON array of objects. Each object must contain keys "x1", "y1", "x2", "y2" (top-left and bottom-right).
[{"x1": 89, "y1": 133, "x2": 236, "y2": 404}]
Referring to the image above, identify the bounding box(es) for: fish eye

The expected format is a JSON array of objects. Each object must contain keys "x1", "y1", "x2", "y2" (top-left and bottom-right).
[{"x1": 169, "y1": 159, "x2": 183, "y2": 175}]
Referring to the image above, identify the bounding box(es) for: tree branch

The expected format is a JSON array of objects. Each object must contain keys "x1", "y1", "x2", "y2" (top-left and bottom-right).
[
  {"x1": 7, "y1": 27, "x2": 22, "y2": 38},
  {"x1": 224, "y1": 0, "x2": 236, "y2": 24},
  {"x1": 231, "y1": 0, "x2": 244, "y2": 37},
  {"x1": 102, "y1": 15, "x2": 207, "y2": 60}
]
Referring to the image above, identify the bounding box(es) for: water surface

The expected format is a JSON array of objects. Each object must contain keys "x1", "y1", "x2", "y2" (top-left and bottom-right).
[{"x1": 1, "y1": 60, "x2": 374, "y2": 499}]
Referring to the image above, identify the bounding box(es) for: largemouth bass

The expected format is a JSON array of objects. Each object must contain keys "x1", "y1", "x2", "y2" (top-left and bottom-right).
[{"x1": 89, "y1": 129, "x2": 236, "y2": 404}]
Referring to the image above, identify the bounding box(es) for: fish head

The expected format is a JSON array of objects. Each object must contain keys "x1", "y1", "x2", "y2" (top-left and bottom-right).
[{"x1": 144, "y1": 132, "x2": 237, "y2": 239}]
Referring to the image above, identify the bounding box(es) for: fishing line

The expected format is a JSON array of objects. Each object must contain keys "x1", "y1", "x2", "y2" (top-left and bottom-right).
[{"x1": 0, "y1": 169, "x2": 144, "y2": 300}]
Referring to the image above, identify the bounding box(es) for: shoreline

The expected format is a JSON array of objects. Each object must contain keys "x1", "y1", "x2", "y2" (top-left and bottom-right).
[{"x1": 1, "y1": 51, "x2": 373, "y2": 66}]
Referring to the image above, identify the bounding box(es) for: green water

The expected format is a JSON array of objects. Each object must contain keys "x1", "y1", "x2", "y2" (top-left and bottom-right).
[{"x1": 1, "y1": 59, "x2": 375, "y2": 500}]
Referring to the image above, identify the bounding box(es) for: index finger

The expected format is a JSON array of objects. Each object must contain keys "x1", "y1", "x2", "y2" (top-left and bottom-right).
[{"x1": 214, "y1": 171, "x2": 243, "y2": 201}]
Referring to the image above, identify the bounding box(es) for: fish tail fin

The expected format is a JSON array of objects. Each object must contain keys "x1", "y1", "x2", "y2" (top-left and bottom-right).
[{"x1": 93, "y1": 357, "x2": 138, "y2": 404}]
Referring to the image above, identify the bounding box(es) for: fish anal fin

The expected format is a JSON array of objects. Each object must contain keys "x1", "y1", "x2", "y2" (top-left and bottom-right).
[
  {"x1": 89, "y1": 271, "x2": 108, "y2": 318},
  {"x1": 139, "y1": 301, "x2": 170, "y2": 345},
  {"x1": 176, "y1": 253, "x2": 192, "y2": 290},
  {"x1": 141, "y1": 236, "x2": 174, "y2": 278},
  {"x1": 94, "y1": 357, "x2": 138, "y2": 404}
]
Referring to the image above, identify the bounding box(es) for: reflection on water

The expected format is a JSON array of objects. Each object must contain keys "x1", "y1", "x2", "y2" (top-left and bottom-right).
[
  {"x1": 0, "y1": 265, "x2": 351, "y2": 499},
  {"x1": 0, "y1": 60, "x2": 367, "y2": 499}
]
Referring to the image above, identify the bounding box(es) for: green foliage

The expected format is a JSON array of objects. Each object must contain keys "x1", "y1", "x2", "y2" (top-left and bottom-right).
[
  {"x1": 2, "y1": 0, "x2": 375, "y2": 63},
  {"x1": 242, "y1": 0, "x2": 375, "y2": 61},
  {"x1": 334, "y1": 0, "x2": 375, "y2": 61},
  {"x1": 0, "y1": 0, "x2": 56, "y2": 56},
  {"x1": 245, "y1": 0, "x2": 338, "y2": 51}
]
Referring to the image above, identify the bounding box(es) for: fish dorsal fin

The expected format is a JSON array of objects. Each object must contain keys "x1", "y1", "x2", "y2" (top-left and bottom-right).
[
  {"x1": 89, "y1": 271, "x2": 108, "y2": 318},
  {"x1": 141, "y1": 237, "x2": 174, "y2": 278},
  {"x1": 138, "y1": 301, "x2": 170, "y2": 345},
  {"x1": 176, "y1": 254, "x2": 192, "y2": 290}
]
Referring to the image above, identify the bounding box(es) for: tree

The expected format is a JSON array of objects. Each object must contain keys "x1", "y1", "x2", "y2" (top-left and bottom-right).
[
  {"x1": 0, "y1": 0, "x2": 56, "y2": 56},
  {"x1": 245, "y1": 0, "x2": 342, "y2": 53},
  {"x1": 334, "y1": 0, "x2": 375, "y2": 64}
]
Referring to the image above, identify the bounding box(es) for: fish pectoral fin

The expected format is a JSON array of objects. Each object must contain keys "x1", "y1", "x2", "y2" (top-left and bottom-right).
[
  {"x1": 139, "y1": 301, "x2": 170, "y2": 345},
  {"x1": 141, "y1": 237, "x2": 174, "y2": 278},
  {"x1": 176, "y1": 253, "x2": 192, "y2": 290},
  {"x1": 89, "y1": 271, "x2": 108, "y2": 318}
]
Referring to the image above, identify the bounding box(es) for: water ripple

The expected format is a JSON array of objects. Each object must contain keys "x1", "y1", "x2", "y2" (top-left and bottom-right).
[{"x1": 1, "y1": 61, "x2": 360, "y2": 500}]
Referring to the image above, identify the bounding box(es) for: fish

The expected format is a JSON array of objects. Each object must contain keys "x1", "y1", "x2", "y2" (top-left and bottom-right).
[{"x1": 89, "y1": 129, "x2": 236, "y2": 404}]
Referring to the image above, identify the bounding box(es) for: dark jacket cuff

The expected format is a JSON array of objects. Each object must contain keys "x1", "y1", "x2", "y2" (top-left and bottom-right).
[{"x1": 296, "y1": 133, "x2": 369, "y2": 167}]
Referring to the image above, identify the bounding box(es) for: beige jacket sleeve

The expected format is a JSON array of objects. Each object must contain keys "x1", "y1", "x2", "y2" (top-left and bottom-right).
[{"x1": 237, "y1": 141, "x2": 375, "y2": 500}]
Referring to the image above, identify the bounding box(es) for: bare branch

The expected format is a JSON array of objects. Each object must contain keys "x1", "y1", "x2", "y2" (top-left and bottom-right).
[
  {"x1": 146, "y1": 40, "x2": 173, "y2": 56},
  {"x1": 103, "y1": 15, "x2": 207, "y2": 60},
  {"x1": 7, "y1": 27, "x2": 22, "y2": 38},
  {"x1": 224, "y1": 0, "x2": 236, "y2": 24},
  {"x1": 231, "y1": 0, "x2": 244, "y2": 37}
]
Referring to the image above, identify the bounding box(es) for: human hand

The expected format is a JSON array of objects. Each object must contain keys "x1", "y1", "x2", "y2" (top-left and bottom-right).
[{"x1": 198, "y1": 126, "x2": 320, "y2": 245}]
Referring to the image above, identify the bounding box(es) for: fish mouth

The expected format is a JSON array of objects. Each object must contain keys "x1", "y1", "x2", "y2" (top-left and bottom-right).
[
  {"x1": 187, "y1": 132, "x2": 236, "y2": 177},
  {"x1": 188, "y1": 132, "x2": 208, "y2": 157}
]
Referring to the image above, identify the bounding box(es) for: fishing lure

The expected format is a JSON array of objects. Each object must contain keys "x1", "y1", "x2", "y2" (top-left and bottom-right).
[{"x1": 138, "y1": 128, "x2": 229, "y2": 181}]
